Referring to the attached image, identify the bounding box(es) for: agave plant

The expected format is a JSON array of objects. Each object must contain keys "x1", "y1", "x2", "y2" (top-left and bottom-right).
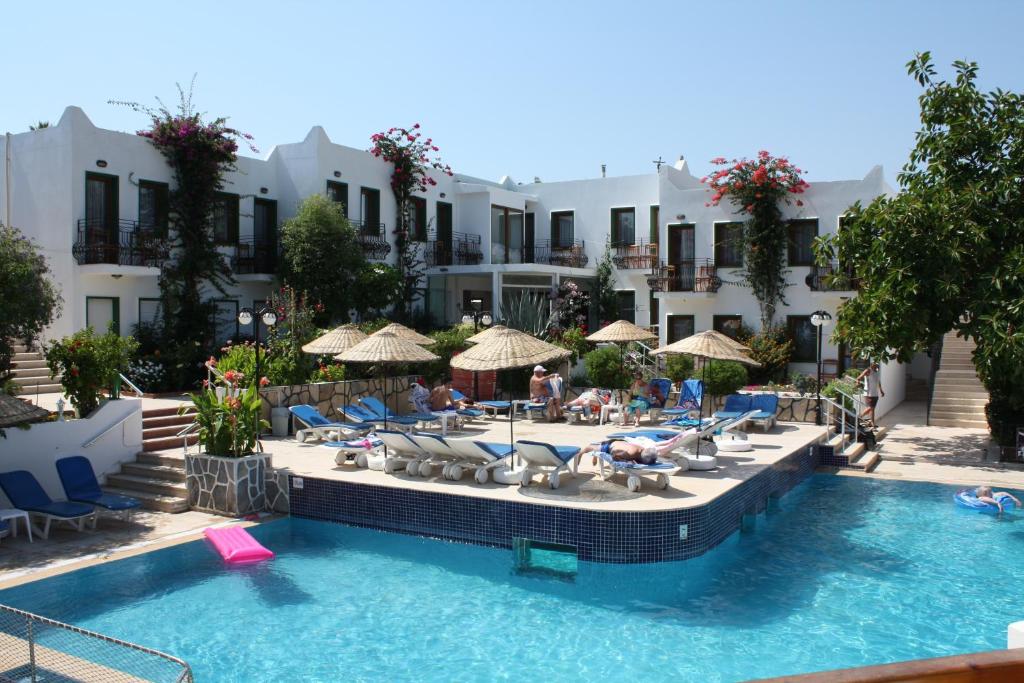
[{"x1": 502, "y1": 291, "x2": 554, "y2": 337}]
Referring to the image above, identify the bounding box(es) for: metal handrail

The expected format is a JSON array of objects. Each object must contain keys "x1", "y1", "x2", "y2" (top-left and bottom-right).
[
  {"x1": 0, "y1": 602, "x2": 193, "y2": 683},
  {"x1": 821, "y1": 390, "x2": 861, "y2": 453},
  {"x1": 82, "y1": 410, "x2": 136, "y2": 449},
  {"x1": 118, "y1": 372, "x2": 144, "y2": 397},
  {"x1": 177, "y1": 420, "x2": 200, "y2": 455}
]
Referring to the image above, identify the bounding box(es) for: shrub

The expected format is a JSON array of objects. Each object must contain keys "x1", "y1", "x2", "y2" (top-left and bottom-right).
[
  {"x1": 358, "y1": 318, "x2": 392, "y2": 335},
  {"x1": 45, "y1": 328, "x2": 138, "y2": 417},
  {"x1": 792, "y1": 373, "x2": 819, "y2": 396},
  {"x1": 215, "y1": 341, "x2": 305, "y2": 388},
  {"x1": 822, "y1": 375, "x2": 859, "y2": 412},
  {"x1": 584, "y1": 346, "x2": 631, "y2": 391},
  {"x1": 186, "y1": 370, "x2": 268, "y2": 457},
  {"x1": 664, "y1": 354, "x2": 695, "y2": 383},
  {"x1": 551, "y1": 325, "x2": 590, "y2": 363},
  {"x1": 309, "y1": 363, "x2": 346, "y2": 383},
  {"x1": 703, "y1": 360, "x2": 748, "y2": 398},
  {"x1": 126, "y1": 357, "x2": 169, "y2": 393},
  {"x1": 739, "y1": 325, "x2": 793, "y2": 384},
  {"x1": 570, "y1": 362, "x2": 592, "y2": 388},
  {"x1": 421, "y1": 324, "x2": 475, "y2": 384}
]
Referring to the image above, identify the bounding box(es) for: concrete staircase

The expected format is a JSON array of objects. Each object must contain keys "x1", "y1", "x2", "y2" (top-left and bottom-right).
[
  {"x1": 99, "y1": 407, "x2": 197, "y2": 513},
  {"x1": 929, "y1": 332, "x2": 989, "y2": 429},
  {"x1": 8, "y1": 343, "x2": 62, "y2": 396},
  {"x1": 827, "y1": 425, "x2": 888, "y2": 472}
]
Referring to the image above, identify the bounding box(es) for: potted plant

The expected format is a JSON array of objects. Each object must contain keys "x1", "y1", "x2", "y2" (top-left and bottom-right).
[{"x1": 182, "y1": 367, "x2": 271, "y2": 516}]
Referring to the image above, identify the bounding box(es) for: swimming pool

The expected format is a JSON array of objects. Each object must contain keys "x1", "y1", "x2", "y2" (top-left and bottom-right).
[{"x1": 2, "y1": 474, "x2": 1022, "y2": 682}]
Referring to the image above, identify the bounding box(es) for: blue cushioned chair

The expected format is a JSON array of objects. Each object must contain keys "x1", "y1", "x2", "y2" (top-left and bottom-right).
[
  {"x1": 288, "y1": 404, "x2": 371, "y2": 443},
  {"x1": 749, "y1": 394, "x2": 780, "y2": 432},
  {"x1": 0, "y1": 470, "x2": 96, "y2": 539},
  {"x1": 514, "y1": 440, "x2": 580, "y2": 489},
  {"x1": 713, "y1": 394, "x2": 753, "y2": 420},
  {"x1": 56, "y1": 456, "x2": 141, "y2": 522}
]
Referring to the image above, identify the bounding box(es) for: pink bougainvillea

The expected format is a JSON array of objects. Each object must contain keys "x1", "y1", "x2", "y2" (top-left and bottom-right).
[{"x1": 701, "y1": 151, "x2": 809, "y2": 213}]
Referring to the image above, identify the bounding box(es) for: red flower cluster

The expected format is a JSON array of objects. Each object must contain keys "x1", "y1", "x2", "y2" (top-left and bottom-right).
[
  {"x1": 369, "y1": 124, "x2": 453, "y2": 195},
  {"x1": 700, "y1": 151, "x2": 809, "y2": 213}
]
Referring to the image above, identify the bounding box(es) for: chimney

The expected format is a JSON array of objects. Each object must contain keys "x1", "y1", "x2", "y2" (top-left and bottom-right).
[{"x1": 601, "y1": 164, "x2": 606, "y2": 178}]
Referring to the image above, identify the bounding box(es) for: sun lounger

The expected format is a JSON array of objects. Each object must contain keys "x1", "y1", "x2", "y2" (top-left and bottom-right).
[
  {"x1": 607, "y1": 411, "x2": 760, "y2": 470},
  {"x1": 713, "y1": 394, "x2": 753, "y2": 420},
  {"x1": 407, "y1": 432, "x2": 474, "y2": 480},
  {"x1": 448, "y1": 391, "x2": 486, "y2": 419},
  {"x1": 476, "y1": 401, "x2": 512, "y2": 419},
  {"x1": 748, "y1": 394, "x2": 779, "y2": 432},
  {"x1": 0, "y1": 519, "x2": 8, "y2": 545},
  {"x1": 514, "y1": 440, "x2": 580, "y2": 489},
  {"x1": 444, "y1": 438, "x2": 516, "y2": 484},
  {"x1": 375, "y1": 429, "x2": 431, "y2": 475},
  {"x1": 341, "y1": 404, "x2": 418, "y2": 432},
  {"x1": 0, "y1": 470, "x2": 96, "y2": 539},
  {"x1": 55, "y1": 456, "x2": 140, "y2": 522},
  {"x1": 660, "y1": 379, "x2": 703, "y2": 420},
  {"x1": 360, "y1": 396, "x2": 440, "y2": 428},
  {"x1": 288, "y1": 404, "x2": 371, "y2": 443},
  {"x1": 592, "y1": 450, "x2": 676, "y2": 492},
  {"x1": 324, "y1": 435, "x2": 384, "y2": 467}
]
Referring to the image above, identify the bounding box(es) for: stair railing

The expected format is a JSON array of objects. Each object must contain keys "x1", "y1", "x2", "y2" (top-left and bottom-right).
[
  {"x1": 118, "y1": 372, "x2": 144, "y2": 398},
  {"x1": 82, "y1": 411, "x2": 136, "y2": 448},
  {"x1": 177, "y1": 422, "x2": 200, "y2": 456},
  {"x1": 821, "y1": 388, "x2": 862, "y2": 452}
]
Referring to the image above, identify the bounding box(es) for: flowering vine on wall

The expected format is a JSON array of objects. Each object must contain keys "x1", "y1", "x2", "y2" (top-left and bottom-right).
[
  {"x1": 702, "y1": 151, "x2": 809, "y2": 328},
  {"x1": 369, "y1": 124, "x2": 453, "y2": 322}
]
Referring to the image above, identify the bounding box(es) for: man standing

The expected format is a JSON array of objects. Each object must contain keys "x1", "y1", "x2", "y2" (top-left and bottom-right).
[
  {"x1": 529, "y1": 365, "x2": 563, "y2": 421},
  {"x1": 856, "y1": 362, "x2": 884, "y2": 427}
]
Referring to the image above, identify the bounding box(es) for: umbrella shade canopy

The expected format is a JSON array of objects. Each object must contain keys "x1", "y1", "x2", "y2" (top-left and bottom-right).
[
  {"x1": 707, "y1": 329, "x2": 750, "y2": 351},
  {"x1": 465, "y1": 324, "x2": 508, "y2": 345},
  {"x1": 302, "y1": 324, "x2": 368, "y2": 356},
  {"x1": 0, "y1": 394, "x2": 50, "y2": 428},
  {"x1": 370, "y1": 323, "x2": 434, "y2": 347},
  {"x1": 585, "y1": 319, "x2": 657, "y2": 344},
  {"x1": 652, "y1": 330, "x2": 761, "y2": 366},
  {"x1": 338, "y1": 331, "x2": 439, "y2": 364},
  {"x1": 450, "y1": 328, "x2": 570, "y2": 372}
]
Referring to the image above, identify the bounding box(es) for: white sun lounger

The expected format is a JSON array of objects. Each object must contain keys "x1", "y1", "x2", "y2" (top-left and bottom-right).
[
  {"x1": 514, "y1": 440, "x2": 580, "y2": 489},
  {"x1": 406, "y1": 432, "x2": 473, "y2": 480},
  {"x1": 375, "y1": 429, "x2": 430, "y2": 475},
  {"x1": 443, "y1": 438, "x2": 516, "y2": 484},
  {"x1": 593, "y1": 451, "x2": 677, "y2": 492}
]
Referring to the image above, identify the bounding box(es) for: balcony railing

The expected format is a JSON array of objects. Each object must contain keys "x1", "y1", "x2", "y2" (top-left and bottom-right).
[
  {"x1": 232, "y1": 238, "x2": 277, "y2": 275},
  {"x1": 612, "y1": 240, "x2": 658, "y2": 270},
  {"x1": 526, "y1": 239, "x2": 589, "y2": 268},
  {"x1": 647, "y1": 259, "x2": 721, "y2": 293},
  {"x1": 350, "y1": 219, "x2": 391, "y2": 260},
  {"x1": 807, "y1": 261, "x2": 859, "y2": 292},
  {"x1": 425, "y1": 232, "x2": 483, "y2": 267},
  {"x1": 72, "y1": 218, "x2": 168, "y2": 267}
]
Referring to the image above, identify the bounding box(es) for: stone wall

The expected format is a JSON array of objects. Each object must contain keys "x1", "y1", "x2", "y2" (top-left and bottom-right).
[
  {"x1": 259, "y1": 376, "x2": 418, "y2": 424},
  {"x1": 265, "y1": 469, "x2": 290, "y2": 513},
  {"x1": 185, "y1": 452, "x2": 270, "y2": 516}
]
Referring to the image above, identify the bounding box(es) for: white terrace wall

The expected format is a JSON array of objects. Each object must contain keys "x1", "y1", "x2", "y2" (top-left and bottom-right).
[{"x1": 0, "y1": 399, "x2": 142, "y2": 503}]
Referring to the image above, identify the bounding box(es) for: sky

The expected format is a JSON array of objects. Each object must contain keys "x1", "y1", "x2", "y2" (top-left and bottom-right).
[{"x1": 3, "y1": 1, "x2": 1022, "y2": 187}]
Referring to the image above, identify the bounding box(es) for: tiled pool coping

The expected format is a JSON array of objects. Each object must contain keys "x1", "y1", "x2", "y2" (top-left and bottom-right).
[{"x1": 289, "y1": 439, "x2": 825, "y2": 564}]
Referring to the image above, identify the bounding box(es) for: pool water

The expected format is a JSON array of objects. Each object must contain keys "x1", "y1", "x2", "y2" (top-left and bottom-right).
[{"x1": 3, "y1": 475, "x2": 1023, "y2": 682}]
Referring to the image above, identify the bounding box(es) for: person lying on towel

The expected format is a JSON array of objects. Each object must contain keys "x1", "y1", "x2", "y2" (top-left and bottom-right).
[{"x1": 575, "y1": 431, "x2": 688, "y2": 468}]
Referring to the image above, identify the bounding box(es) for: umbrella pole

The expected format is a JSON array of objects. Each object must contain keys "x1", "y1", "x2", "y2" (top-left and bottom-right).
[
  {"x1": 696, "y1": 357, "x2": 707, "y2": 457},
  {"x1": 510, "y1": 386, "x2": 515, "y2": 467}
]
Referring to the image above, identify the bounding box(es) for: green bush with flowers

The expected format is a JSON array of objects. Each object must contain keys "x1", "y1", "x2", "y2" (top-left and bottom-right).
[
  {"x1": 185, "y1": 366, "x2": 269, "y2": 457},
  {"x1": 309, "y1": 363, "x2": 346, "y2": 383},
  {"x1": 45, "y1": 327, "x2": 137, "y2": 418}
]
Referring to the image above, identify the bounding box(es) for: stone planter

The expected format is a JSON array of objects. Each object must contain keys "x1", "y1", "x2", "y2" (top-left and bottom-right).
[{"x1": 185, "y1": 452, "x2": 271, "y2": 517}]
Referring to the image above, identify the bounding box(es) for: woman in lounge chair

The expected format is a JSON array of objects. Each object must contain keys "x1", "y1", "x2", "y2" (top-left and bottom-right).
[
  {"x1": 565, "y1": 389, "x2": 609, "y2": 414},
  {"x1": 624, "y1": 373, "x2": 666, "y2": 426},
  {"x1": 576, "y1": 430, "x2": 688, "y2": 468}
]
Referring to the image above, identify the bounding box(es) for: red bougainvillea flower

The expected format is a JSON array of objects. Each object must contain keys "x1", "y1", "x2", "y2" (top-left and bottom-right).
[{"x1": 259, "y1": 377, "x2": 270, "y2": 387}]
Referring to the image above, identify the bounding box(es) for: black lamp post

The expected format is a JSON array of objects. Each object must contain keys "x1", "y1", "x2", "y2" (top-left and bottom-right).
[
  {"x1": 238, "y1": 306, "x2": 278, "y2": 434},
  {"x1": 461, "y1": 298, "x2": 493, "y2": 400},
  {"x1": 810, "y1": 310, "x2": 832, "y2": 426}
]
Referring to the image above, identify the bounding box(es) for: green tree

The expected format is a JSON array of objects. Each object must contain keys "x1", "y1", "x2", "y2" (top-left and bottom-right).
[
  {"x1": 739, "y1": 325, "x2": 793, "y2": 384},
  {"x1": 703, "y1": 360, "x2": 748, "y2": 399},
  {"x1": 816, "y1": 53, "x2": 1024, "y2": 447},
  {"x1": 0, "y1": 224, "x2": 62, "y2": 377},
  {"x1": 353, "y1": 263, "x2": 403, "y2": 319},
  {"x1": 664, "y1": 354, "x2": 695, "y2": 383},
  {"x1": 584, "y1": 346, "x2": 631, "y2": 391},
  {"x1": 279, "y1": 195, "x2": 367, "y2": 324},
  {"x1": 594, "y1": 241, "x2": 618, "y2": 324},
  {"x1": 45, "y1": 327, "x2": 137, "y2": 417}
]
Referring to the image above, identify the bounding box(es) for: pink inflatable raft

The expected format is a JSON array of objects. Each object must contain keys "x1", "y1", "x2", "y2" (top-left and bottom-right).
[{"x1": 205, "y1": 526, "x2": 274, "y2": 564}]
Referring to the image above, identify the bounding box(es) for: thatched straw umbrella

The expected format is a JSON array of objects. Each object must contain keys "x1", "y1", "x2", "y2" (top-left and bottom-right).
[
  {"x1": 338, "y1": 332, "x2": 439, "y2": 440},
  {"x1": 652, "y1": 330, "x2": 761, "y2": 454},
  {"x1": 370, "y1": 322, "x2": 434, "y2": 347},
  {"x1": 0, "y1": 394, "x2": 50, "y2": 429},
  {"x1": 465, "y1": 324, "x2": 507, "y2": 345},
  {"x1": 586, "y1": 320, "x2": 658, "y2": 399},
  {"x1": 300, "y1": 325, "x2": 369, "y2": 421},
  {"x1": 450, "y1": 327, "x2": 570, "y2": 462}
]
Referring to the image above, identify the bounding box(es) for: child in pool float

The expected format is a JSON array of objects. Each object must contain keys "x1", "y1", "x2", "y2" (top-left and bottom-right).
[
  {"x1": 575, "y1": 430, "x2": 688, "y2": 469},
  {"x1": 974, "y1": 485, "x2": 1022, "y2": 513}
]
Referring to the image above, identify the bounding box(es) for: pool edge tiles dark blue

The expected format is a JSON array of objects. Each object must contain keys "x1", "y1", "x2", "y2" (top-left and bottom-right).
[{"x1": 289, "y1": 438, "x2": 825, "y2": 563}]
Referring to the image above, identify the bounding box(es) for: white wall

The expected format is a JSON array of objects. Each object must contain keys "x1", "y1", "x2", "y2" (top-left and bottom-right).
[
  {"x1": 875, "y1": 359, "x2": 906, "y2": 419},
  {"x1": 0, "y1": 399, "x2": 142, "y2": 503}
]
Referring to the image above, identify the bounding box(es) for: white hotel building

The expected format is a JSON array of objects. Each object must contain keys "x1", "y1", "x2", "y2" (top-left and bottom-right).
[{"x1": 1, "y1": 106, "x2": 906, "y2": 400}]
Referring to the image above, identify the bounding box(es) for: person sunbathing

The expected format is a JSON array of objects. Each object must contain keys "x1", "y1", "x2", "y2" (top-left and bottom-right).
[
  {"x1": 565, "y1": 390, "x2": 609, "y2": 414},
  {"x1": 429, "y1": 378, "x2": 468, "y2": 411},
  {"x1": 576, "y1": 431, "x2": 688, "y2": 468},
  {"x1": 975, "y1": 485, "x2": 1022, "y2": 512}
]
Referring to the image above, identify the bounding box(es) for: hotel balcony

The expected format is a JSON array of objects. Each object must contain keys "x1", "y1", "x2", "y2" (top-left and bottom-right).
[
  {"x1": 647, "y1": 259, "x2": 721, "y2": 294},
  {"x1": 806, "y1": 261, "x2": 859, "y2": 293},
  {"x1": 425, "y1": 232, "x2": 483, "y2": 267},
  {"x1": 72, "y1": 218, "x2": 168, "y2": 275},
  {"x1": 612, "y1": 240, "x2": 658, "y2": 270},
  {"x1": 526, "y1": 239, "x2": 589, "y2": 268},
  {"x1": 351, "y1": 220, "x2": 391, "y2": 260},
  {"x1": 232, "y1": 237, "x2": 277, "y2": 281}
]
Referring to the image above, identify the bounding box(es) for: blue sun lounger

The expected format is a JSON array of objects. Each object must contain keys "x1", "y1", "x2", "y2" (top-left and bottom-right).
[
  {"x1": 55, "y1": 456, "x2": 140, "y2": 522},
  {"x1": 748, "y1": 394, "x2": 780, "y2": 432},
  {"x1": 592, "y1": 450, "x2": 676, "y2": 493},
  {"x1": 448, "y1": 390, "x2": 486, "y2": 419},
  {"x1": 360, "y1": 396, "x2": 440, "y2": 427},
  {"x1": 288, "y1": 404, "x2": 372, "y2": 442},
  {"x1": 0, "y1": 470, "x2": 96, "y2": 539},
  {"x1": 660, "y1": 379, "x2": 703, "y2": 420},
  {"x1": 444, "y1": 439, "x2": 515, "y2": 484},
  {"x1": 514, "y1": 440, "x2": 580, "y2": 489},
  {"x1": 342, "y1": 403, "x2": 418, "y2": 432},
  {"x1": 713, "y1": 394, "x2": 754, "y2": 421}
]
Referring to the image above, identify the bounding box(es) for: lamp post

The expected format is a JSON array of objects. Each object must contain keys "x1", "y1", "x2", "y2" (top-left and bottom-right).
[
  {"x1": 237, "y1": 306, "x2": 278, "y2": 434},
  {"x1": 810, "y1": 310, "x2": 833, "y2": 426},
  {"x1": 461, "y1": 298, "x2": 493, "y2": 400}
]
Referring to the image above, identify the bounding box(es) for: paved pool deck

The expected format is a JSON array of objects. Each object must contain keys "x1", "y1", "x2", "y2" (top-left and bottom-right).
[{"x1": 269, "y1": 417, "x2": 826, "y2": 512}]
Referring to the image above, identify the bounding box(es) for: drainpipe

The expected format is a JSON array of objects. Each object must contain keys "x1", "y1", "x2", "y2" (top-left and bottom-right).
[{"x1": 4, "y1": 132, "x2": 10, "y2": 227}]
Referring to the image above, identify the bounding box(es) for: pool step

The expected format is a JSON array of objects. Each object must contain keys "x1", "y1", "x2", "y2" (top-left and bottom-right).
[
  {"x1": 105, "y1": 472, "x2": 187, "y2": 498},
  {"x1": 107, "y1": 448, "x2": 190, "y2": 513},
  {"x1": 103, "y1": 486, "x2": 189, "y2": 514}
]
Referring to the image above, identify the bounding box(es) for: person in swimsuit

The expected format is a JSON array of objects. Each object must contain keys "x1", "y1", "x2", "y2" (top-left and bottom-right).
[
  {"x1": 625, "y1": 373, "x2": 666, "y2": 426},
  {"x1": 529, "y1": 365, "x2": 564, "y2": 421},
  {"x1": 429, "y1": 378, "x2": 467, "y2": 411},
  {"x1": 975, "y1": 485, "x2": 1022, "y2": 513},
  {"x1": 575, "y1": 430, "x2": 688, "y2": 468}
]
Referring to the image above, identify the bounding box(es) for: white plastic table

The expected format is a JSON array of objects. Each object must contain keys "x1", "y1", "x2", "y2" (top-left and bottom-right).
[
  {"x1": 431, "y1": 411, "x2": 460, "y2": 436},
  {"x1": 0, "y1": 509, "x2": 32, "y2": 543},
  {"x1": 599, "y1": 403, "x2": 625, "y2": 426}
]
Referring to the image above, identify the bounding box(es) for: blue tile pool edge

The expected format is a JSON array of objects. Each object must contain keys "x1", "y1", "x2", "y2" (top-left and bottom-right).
[{"x1": 289, "y1": 435, "x2": 826, "y2": 564}]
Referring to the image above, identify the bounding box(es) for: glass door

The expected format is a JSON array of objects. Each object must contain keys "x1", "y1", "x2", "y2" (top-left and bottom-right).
[
  {"x1": 667, "y1": 223, "x2": 696, "y2": 290},
  {"x1": 85, "y1": 173, "x2": 118, "y2": 262}
]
